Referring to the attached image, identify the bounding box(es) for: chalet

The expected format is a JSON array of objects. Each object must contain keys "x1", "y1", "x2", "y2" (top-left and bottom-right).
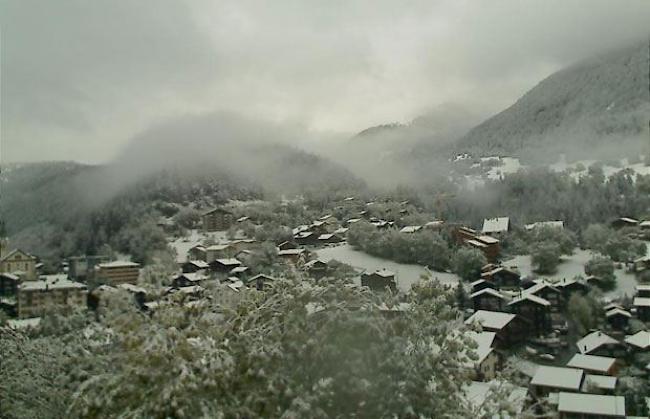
[
  {"x1": 227, "y1": 239, "x2": 258, "y2": 253},
  {"x1": 470, "y1": 279, "x2": 496, "y2": 293},
  {"x1": 624, "y1": 331, "x2": 650, "y2": 352},
  {"x1": 470, "y1": 288, "x2": 508, "y2": 312},
  {"x1": 605, "y1": 307, "x2": 631, "y2": 330},
  {"x1": 567, "y1": 354, "x2": 619, "y2": 376},
  {"x1": 202, "y1": 208, "x2": 235, "y2": 232},
  {"x1": 465, "y1": 331, "x2": 500, "y2": 381},
  {"x1": 345, "y1": 218, "x2": 361, "y2": 226},
  {"x1": 556, "y1": 392, "x2": 625, "y2": 418},
  {"x1": 278, "y1": 241, "x2": 298, "y2": 251},
  {"x1": 481, "y1": 217, "x2": 509, "y2": 236},
  {"x1": 205, "y1": 244, "x2": 232, "y2": 262},
  {"x1": 68, "y1": 255, "x2": 111, "y2": 281},
  {"x1": 188, "y1": 245, "x2": 207, "y2": 261},
  {"x1": 229, "y1": 266, "x2": 249, "y2": 278},
  {"x1": 633, "y1": 297, "x2": 650, "y2": 321},
  {"x1": 576, "y1": 331, "x2": 626, "y2": 358},
  {"x1": 507, "y1": 294, "x2": 552, "y2": 335},
  {"x1": 361, "y1": 269, "x2": 397, "y2": 292},
  {"x1": 399, "y1": 226, "x2": 422, "y2": 234},
  {"x1": 236, "y1": 216, "x2": 250, "y2": 223},
  {"x1": 245, "y1": 274, "x2": 275, "y2": 291},
  {"x1": 555, "y1": 277, "x2": 589, "y2": 297},
  {"x1": 210, "y1": 258, "x2": 242, "y2": 275},
  {"x1": 636, "y1": 284, "x2": 650, "y2": 298},
  {"x1": 473, "y1": 235, "x2": 500, "y2": 262},
  {"x1": 317, "y1": 233, "x2": 344, "y2": 244},
  {"x1": 464, "y1": 310, "x2": 527, "y2": 346},
  {"x1": 15, "y1": 275, "x2": 88, "y2": 319},
  {"x1": 172, "y1": 272, "x2": 208, "y2": 288},
  {"x1": 611, "y1": 217, "x2": 638, "y2": 229},
  {"x1": 0, "y1": 249, "x2": 37, "y2": 281},
  {"x1": 181, "y1": 260, "x2": 209, "y2": 273},
  {"x1": 295, "y1": 232, "x2": 320, "y2": 246},
  {"x1": 455, "y1": 226, "x2": 479, "y2": 244},
  {"x1": 582, "y1": 374, "x2": 618, "y2": 394},
  {"x1": 309, "y1": 221, "x2": 329, "y2": 235},
  {"x1": 633, "y1": 256, "x2": 650, "y2": 272},
  {"x1": 525, "y1": 281, "x2": 563, "y2": 311},
  {"x1": 304, "y1": 259, "x2": 328, "y2": 279},
  {"x1": 278, "y1": 248, "x2": 308, "y2": 265},
  {"x1": 463, "y1": 381, "x2": 528, "y2": 418},
  {"x1": 530, "y1": 366, "x2": 584, "y2": 397},
  {"x1": 481, "y1": 266, "x2": 521, "y2": 289},
  {"x1": 95, "y1": 261, "x2": 140, "y2": 286},
  {"x1": 640, "y1": 220, "x2": 650, "y2": 230}
]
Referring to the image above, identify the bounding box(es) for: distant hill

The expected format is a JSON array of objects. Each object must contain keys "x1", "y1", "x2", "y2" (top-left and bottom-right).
[
  {"x1": 0, "y1": 113, "x2": 365, "y2": 263},
  {"x1": 455, "y1": 42, "x2": 650, "y2": 161}
]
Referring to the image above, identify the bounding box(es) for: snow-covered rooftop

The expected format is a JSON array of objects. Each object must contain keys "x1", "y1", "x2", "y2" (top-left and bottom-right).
[
  {"x1": 482, "y1": 217, "x2": 509, "y2": 234},
  {"x1": 531, "y1": 366, "x2": 584, "y2": 391},
  {"x1": 557, "y1": 392, "x2": 625, "y2": 417},
  {"x1": 465, "y1": 310, "x2": 515, "y2": 331},
  {"x1": 566, "y1": 353, "x2": 616, "y2": 374},
  {"x1": 576, "y1": 331, "x2": 620, "y2": 354}
]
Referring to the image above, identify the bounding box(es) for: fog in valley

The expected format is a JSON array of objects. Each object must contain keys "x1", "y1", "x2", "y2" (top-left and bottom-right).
[{"x1": 1, "y1": 1, "x2": 650, "y2": 418}]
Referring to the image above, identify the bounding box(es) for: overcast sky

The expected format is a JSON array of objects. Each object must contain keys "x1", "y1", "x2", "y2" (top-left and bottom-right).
[{"x1": 1, "y1": 0, "x2": 649, "y2": 163}]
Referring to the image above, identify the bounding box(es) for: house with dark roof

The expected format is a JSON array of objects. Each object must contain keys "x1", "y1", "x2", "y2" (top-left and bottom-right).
[{"x1": 361, "y1": 269, "x2": 397, "y2": 292}]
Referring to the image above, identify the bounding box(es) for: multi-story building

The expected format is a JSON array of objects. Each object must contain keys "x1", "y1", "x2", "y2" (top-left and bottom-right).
[
  {"x1": 202, "y1": 208, "x2": 235, "y2": 232},
  {"x1": 68, "y1": 255, "x2": 111, "y2": 281},
  {"x1": 0, "y1": 248, "x2": 37, "y2": 281},
  {"x1": 95, "y1": 261, "x2": 141, "y2": 286},
  {"x1": 15, "y1": 274, "x2": 87, "y2": 318}
]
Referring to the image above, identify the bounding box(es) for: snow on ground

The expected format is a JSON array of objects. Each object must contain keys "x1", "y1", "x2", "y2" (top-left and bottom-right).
[
  {"x1": 316, "y1": 243, "x2": 460, "y2": 293},
  {"x1": 504, "y1": 247, "x2": 647, "y2": 299},
  {"x1": 168, "y1": 229, "x2": 230, "y2": 263}
]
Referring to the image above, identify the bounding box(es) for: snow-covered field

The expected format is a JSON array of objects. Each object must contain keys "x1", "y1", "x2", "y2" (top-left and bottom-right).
[
  {"x1": 168, "y1": 229, "x2": 231, "y2": 263},
  {"x1": 316, "y1": 243, "x2": 460, "y2": 292},
  {"x1": 503, "y1": 246, "x2": 647, "y2": 298}
]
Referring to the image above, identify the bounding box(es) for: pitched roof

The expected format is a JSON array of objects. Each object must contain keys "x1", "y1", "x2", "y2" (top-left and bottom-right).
[
  {"x1": 530, "y1": 366, "x2": 584, "y2": 391},
  {"x1": 583, "y1": 374, "x2": 617, "y2": 392},
  {"x1": 576, "y1": 331, "x2": 620, "y2": 354},
  {"x1": 633, "y1": 297, "x2": 650, "y2": 307},
  {"x1": 465, "y1": 310, "x2": 516, "y2": 331},
  {"x1": 482, "y1": 217, "x2": 509, "y2": 234},
  {"x1": 566, "y1": 354, "x2": 617, "y2": 374},
  {"x1": 213, "y1": 258, "x2": 241, "y2": 266},
  {"x1": 470, "y1": 288, "x2": 507, "y2": 300},
  {"x1": 366, "y1": 269, "x2": 395, "y2": 278},
  {"x1": 507, "y1": 293, "x2": 550, "y2": 307},
  {"x1": 463, "y1": 381, "x2": 528, "y2": 418},
  {"x1": 399, "y1": 226, "x2": 422, "y2": 234},
  {"x1": 605, "y1": 307, "x2": 631, "y2": 318},
  {"x1": 466, "y1": 331, "x2": 497, "y2": 365},
  {"x1": 557, "y1": 392, "x2": 625, "y2": 417},
  {"x1": 624, "y1": 330, "x2": 650, "y2": 350},
  {"x1": 0, "y1": 248, "x2": 36, "y2": 263}
]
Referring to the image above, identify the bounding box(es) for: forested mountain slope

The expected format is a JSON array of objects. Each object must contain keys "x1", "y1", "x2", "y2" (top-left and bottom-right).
[{"x1": 455, "y1": 42, "x2": 650, "y2": 160}]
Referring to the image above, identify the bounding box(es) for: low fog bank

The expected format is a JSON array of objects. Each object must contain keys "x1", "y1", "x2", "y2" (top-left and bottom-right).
[{"x1": 85, "y1": 112, "x2": 365, "y2": 206}]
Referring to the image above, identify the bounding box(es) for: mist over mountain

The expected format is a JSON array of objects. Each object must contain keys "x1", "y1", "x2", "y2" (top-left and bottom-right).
[{"x1": 455, "y1": 42, "x2": 650, "y2": 161}]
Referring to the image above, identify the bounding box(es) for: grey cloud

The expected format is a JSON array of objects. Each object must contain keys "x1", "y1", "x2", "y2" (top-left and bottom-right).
[{"x1": 1, "y1": 0, "x2": 649, "y2": 163}]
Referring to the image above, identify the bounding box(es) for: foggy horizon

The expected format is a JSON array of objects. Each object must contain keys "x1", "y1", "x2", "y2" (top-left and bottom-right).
[{"x1": 2, "y1": 0, "x2": 649, "y2": 163}]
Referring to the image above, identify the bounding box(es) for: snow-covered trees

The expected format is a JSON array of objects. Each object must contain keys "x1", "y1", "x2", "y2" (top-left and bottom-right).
[{"x1": 0, "y1": 276, "x2": 520, "y2": 418}]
